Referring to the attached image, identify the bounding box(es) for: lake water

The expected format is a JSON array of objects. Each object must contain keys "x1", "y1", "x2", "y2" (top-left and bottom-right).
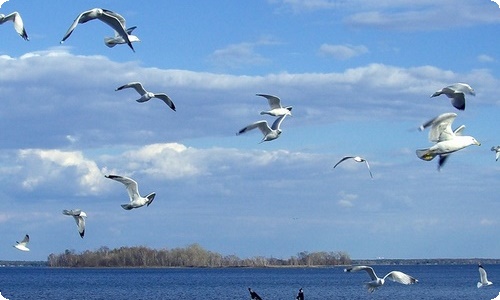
[{"x1": 0, "y1": 264, "x2": 499, "y2": 299}]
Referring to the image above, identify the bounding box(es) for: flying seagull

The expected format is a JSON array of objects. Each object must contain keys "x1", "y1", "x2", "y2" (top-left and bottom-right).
[
  {"x1": 237, "y1": 114, "x2": 288, "y2": 143},
  {"x1": 115, "y1": 82, "x2": 176, "y2": 111},
  {"x1": 104, "y1": 26, "x2": 140, "y2": 48},
  {"x1": 430, "y1": 83, "x2": 475, "y2": 111},
  {"x1": 13, "y1": 234, "x2": 30, "y2": 252},
  {"x1": 478, "y1": 264, "x2": 493, "y2": 288},
  {"x1": 256, "y1": 94, "x2": 292, "y2": 117},
  {"x1": 105, "y1": 175, "x2": 156, "y2": 210},
  {"x1": 416, "y1": 112, "x2": 480, "y2": 170},
  {"x1": 491, "y1": 146, "x2": 500, "y2": 161},
  {"x1": 296, "y1": 288, "x2": 304, "y2": 300},
  {"x1": 62, "y1": 209, "x2": 87, "y2": 238},
  {"x1": 333, "y1": 156, "x2": 373, "y2": 179},
  {"x1": 344, "y1": 265, "x2": 418, "y2": 293},
  {"x1": 60, "y1": 8, "x2": 135, "y2": 52},
  {"x1": 248, "y1": 288, "x2": 262, "y2": 300},
  {"x1": 0, "y1": 12, "x2": 29, "y2": 40}
]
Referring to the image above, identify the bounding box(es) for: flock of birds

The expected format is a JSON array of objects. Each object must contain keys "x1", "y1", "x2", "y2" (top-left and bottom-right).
[
  {"x1": 247, "y1": 263, "x2": 493, "y2": 297},
  {"x1": 0, "y1": 8, "x2": 174, "y2": 246},
  {"x1": 1, "y1": 5, "x2": 499, "y2": 297}
]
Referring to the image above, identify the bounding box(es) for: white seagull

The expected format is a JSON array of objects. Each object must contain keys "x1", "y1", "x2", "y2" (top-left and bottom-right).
[
  {"x1": 256, "y1": 94, "x2": 292, "y2": 117},
  {"x1": 478, "y1": 264, "x2": 493, "y2": 288},
  {"x1": 60, "y1": 8, "x2": 135, "y2": 52},
  {"x1": 333, "y1": 156, "x2": 373, "y2": 178},
  {"x1": 62, "y1": 209, "x2": 87, "y2": 238},
  {"x1": 13, "y1": 234, "x2": 30, "y2": 252},
  {"x1": 0, "y1": 12, "x2": 29, "y2": 40},
  {"x1": 416, "y1": 112, "x2": 480, "y2": 170},
  {"x1": 104, "y1": 26, "x2": 140, "y2": 48},
  {"x1": 491, "y1": 146, "x2": 500, "y2": 161},
  {"x1": 115, "y1": 82, "x2": 176, "y2": 111},
  {"x1": 105, "y1": 175, "x2": 156, "y2": 210},
  {"x1": 344, "y1": 265, "x2": 418, "y2": 293},
  {"x1": 431, "y1": 83, "x2": 475, "y2": 111},
  {"x1": 237, "y1": 114, "x2": 288, "y2": 143}
]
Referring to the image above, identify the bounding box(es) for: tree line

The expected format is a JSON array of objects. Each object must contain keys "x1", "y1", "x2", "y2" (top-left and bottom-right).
[{"x1": 47, "y1": 244, "x2": 351, "y2": 268}]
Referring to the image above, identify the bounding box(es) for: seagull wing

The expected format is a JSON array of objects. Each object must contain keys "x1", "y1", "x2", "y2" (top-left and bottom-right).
[
  {"x1": 256, "y1": 94, "x2": 282, "y2": 109},
  {"x1": 98, "y1": 9, "x2": 134, "y2": 51},
  {"x1": 154, "y1": 93, "x2": 176, "y2": 111},
  {"x1": 333, "y1": 156, "x2": 354, "y2": 169},
  {"x1": 479, "y1": 265, "x2": 489, "y2": 284},
  {"x1": 496, "y1": 151, "x2": 500, "y2": 162},
  {"x1": 271, "y1": 114, "x2": 287, "y2": 130},
  {"x1": 1, "y1": 12, "x2": 28, "y2": 40},
  {"x1": 75, "y1": 215, "x2": 86, "y2": 238},
  {"x1": 450, "y1": 93, "x2": 466, "y2": 111},
  {"x1": 363, "y1": 159, "x2": 373, "y2": 178},
  {"x1": 237, "y1": 121, "x2": 271, "y2": 136},
  {"x1": 345, "y1": 266, "x2": 378, "y2": 281},
  {"x1": 428, "y1": 112, "x2": 457, "y2": 142},
  {"x1": 384, "y1": 271, "x2": 418, "y2": 285},
  {"x1": 61, "y1": 9, "x2": 93, "y2": 43},
  {"x1": 62, "y1": 209, "x2": 81, "y2": 216},
  {"x1": 106, "y1": 175, "x2": 141, "y2": 202},
  {"x1": 116, "y1": 82, "x2": 147, "y2": 95},
  {"x1": 19, "y1": 234, "x2": 29, "y2": 245}
]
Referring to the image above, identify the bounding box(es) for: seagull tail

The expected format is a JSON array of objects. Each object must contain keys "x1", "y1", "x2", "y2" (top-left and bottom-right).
[
  {"x1": 416, "y1": 149, "x2": 436, "y2": 161},
  {"x1": 477, "y1": 282, "x2": 483, "y2": 288}
]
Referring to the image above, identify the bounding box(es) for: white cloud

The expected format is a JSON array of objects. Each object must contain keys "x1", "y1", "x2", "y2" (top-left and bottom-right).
[
  {"x1": 17, "y1": 149, "x2": 105, "y2": 195},
  {"x1": 319, "y1": 43, "x2": 369, "y2": 60},
  {"x1": 477, "y1": 54, "x2": 495, "y2": 63},
  {"x1": 337, "y1": 191, "x2": 358, "y2": 207}
]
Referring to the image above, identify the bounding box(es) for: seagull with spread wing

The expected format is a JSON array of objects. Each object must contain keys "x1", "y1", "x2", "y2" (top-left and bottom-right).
[
  {"x1": 63, "y1": 209, "x2": 87, "y2": 238},
  {"x1": 256, "y1": 94, "x2": 292, "y2": 117},
  {"x1": 237, "y1": 115, "x2": 288, "y2": 143},
  {"x1": 60, "y1": 8, "x2": 135, "y2": 52},
  {"x1": 105, "y1": 175, "x2": 156, "y2": 210},
  {"x1": 416, "y1": 112, "x2": 480, "y2": 170},
  {"x1": 430, "y1": 83, "x2": 475, "y2": 111},
  {"x1": 115, "y1": 82, "x2": 176, "y2": 111},
  {"x1": 333, "y1": 156, "x2": 373, "y2": 178},
  {"x1": 344, "y1": 265, "x2": 418, "y2": 293},
  {"x1": 478, "y1": 264, "x2": 493, "y2": 288},
  {"x1": 13, "y1": 234, "x2": 30, "y2": 252}
]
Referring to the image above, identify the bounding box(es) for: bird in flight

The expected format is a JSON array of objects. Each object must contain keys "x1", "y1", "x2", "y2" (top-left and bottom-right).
[
  {"x1": 333, "y1": 156, "x2": 373, "y2": 178},
  {"x1": 344, "y1": 265, "x2": 418, "y2": 293}
]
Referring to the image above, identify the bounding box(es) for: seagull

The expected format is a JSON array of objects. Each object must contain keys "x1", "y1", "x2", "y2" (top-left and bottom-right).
[
  {"x1": 333, "y1": 156, "x2": 373, "y2": 178},
  {"x1": 344, "y1": 265, "x2": 418, "y2": 293},
  {"x1": 296, "y1": 288, "x2": 304, "y2": 300},
  {"x1": 237, "y1": 115, "x2": 288, "y2": 143},
  {"x1": 60, "y1": 8, "x2": 135, "y2": 52},
  {"x1": 478, "y1": 264, "x2": 493, "y2": 288},
  {"x1": 0, "y1": 12, "x2": 29, "y2": 40},
  {"x1": 115, "y1": 82, "x2": 176, "y2": 111},
  {"x1": 430, "y1": 83, "x2": 475, "y2": 111},
  {"x1": 256, "y1": 94, "x2": 292, "y2": 117},
  {"x1": 104, "y1": 26, "x2": 140, "y2": 48},
  {"x1": 105, "y1": 175, "x2": 156, "y2": 210},
  {"x1": 416, "y1": 112, "x2": 480, "y2": 170},
  {"x1": 13, "y1": 234, "x2": 30, "y2": 252},
  {"x1": 491, "y1": 146, "x2": 500, "y2": 161},
  {"x1": 62, "y1": 209, "x2": 87, "y2": 238},
  {"x1": 248, "y1": 288, "x2": 262, "y2": 300}
]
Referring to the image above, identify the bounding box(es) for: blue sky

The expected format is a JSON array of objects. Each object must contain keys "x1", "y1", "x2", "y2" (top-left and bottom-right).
[{"x1": 1, "y1": 0, "x2": 500, "y2": 261}]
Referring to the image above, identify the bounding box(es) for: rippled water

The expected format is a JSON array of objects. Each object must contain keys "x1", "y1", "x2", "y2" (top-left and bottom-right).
[{"x1": 0, "y1": 264, "x2": 499, "y2": 299}]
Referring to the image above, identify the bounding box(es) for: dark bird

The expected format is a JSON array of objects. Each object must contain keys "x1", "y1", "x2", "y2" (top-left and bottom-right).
[{"x1": 248, "y1": 287, "x2": 263, "y2": 300}]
